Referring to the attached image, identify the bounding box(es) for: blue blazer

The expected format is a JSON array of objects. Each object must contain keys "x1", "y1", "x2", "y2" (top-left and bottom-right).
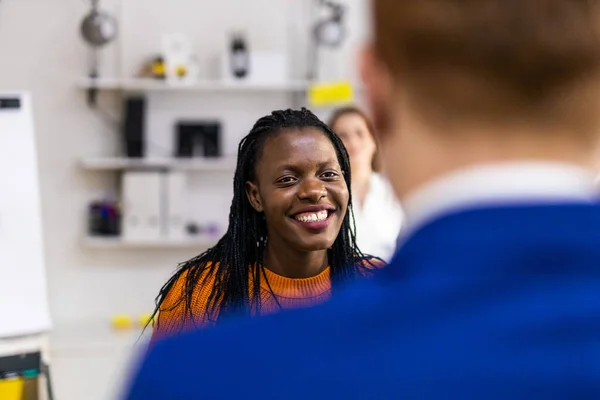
[{"x1": 125, "y1": 203, "x2": 600, "y2": 399}]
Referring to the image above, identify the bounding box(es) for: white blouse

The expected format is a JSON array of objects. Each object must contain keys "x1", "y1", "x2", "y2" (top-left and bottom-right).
[{"x1": 352, "y1": 173, "x2": 403, "y2": 262}]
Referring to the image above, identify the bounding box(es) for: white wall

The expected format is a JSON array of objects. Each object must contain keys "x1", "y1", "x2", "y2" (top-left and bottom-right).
[{"x1": 0, "y1": 0, "x2": 370, "y2": 327}]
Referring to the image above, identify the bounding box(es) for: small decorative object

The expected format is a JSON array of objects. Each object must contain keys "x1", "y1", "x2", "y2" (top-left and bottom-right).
[
  {"x1": 80, "y1": 0, "x2": 118, "y2": 105},
  {"x1": 313, "y1": 0, "x2": 346, "y2": 47},
  {"x1": 138, "y1": 313, "x2": 154, "y2": 328},
  {"x1": 80, "y1": 0, "x2": 118, "y2": 48},
  {"x1": 307, "y1": 0, "x2": 347, "y2": 80},
  {"x1": 137, "y1": 56, "x2": 166, "y2": 80},
  {"x1": 111, "y1": 314, "x2": 133, "y2": 330},
  {"x1": 185, "y1": 222, "x2": 220, "y2": 238},
  {"x1": 151, "y1": 57, "x2": 167, "y2": 79},
  {"x1": 88, "y1": 199, "x2": 121, "y2": 236},
  {"x1": 229, "y1": 32, "x2": 249, "y2": 79},
  {"x1": 161, "y1": 33, "x2": 199, "y2": 84},
  {"x1": 186, "y1": 222, "x2": 200, "y2": 236},
  {"x1": 205, "y1": 223, "x2": 220, "y2": 237}
]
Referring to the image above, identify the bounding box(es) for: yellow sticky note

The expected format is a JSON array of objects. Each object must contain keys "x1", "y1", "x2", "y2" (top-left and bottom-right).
[
  {"x1": 307, "y1": 81, "x2": 354, "y2": 107},
  {"x1": 0, "y1": 378, "x2": 24, "y2": 400}
]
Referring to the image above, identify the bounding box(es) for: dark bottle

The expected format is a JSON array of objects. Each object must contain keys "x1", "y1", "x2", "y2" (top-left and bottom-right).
[{"x1": 230, "y1": 32, "x2": 249, "y2": 79}]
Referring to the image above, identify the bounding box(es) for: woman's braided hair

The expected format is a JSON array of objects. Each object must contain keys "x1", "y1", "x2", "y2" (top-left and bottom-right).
[{"x1": 151, "y1": 108, "x2": 379, "y2": 328}]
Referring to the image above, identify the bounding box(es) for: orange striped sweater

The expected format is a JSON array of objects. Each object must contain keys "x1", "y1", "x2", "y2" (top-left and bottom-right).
[{"x1": 152, "y1": 259, "x2": 384, "y2": 341}]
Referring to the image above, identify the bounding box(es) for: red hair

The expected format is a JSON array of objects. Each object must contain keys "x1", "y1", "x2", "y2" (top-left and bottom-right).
[{"x1": 372, "y1": 0, "x2": 600, "y2": 136}]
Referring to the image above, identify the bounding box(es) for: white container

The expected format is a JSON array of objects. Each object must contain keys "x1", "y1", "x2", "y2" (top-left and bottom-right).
[{"x1": 121, "y1": 171, "x2": 162, "y2": 241}]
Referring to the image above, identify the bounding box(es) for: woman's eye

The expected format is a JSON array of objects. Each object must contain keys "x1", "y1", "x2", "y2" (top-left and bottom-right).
[
  {"x1": 278, "y1": 176, "x2": 296, "y2": 184},
  {"x1": 321, "y1": 171, "x2": 339, "y2": 179}
]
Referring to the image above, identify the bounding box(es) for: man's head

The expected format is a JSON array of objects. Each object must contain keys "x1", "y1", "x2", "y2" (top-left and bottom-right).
[{"x1": 361, "y1": 0, "x2": 600, "y2": 199}]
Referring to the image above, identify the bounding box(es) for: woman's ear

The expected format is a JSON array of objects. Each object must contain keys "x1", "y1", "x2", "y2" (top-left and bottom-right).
[{"x1": 245, "y1": 181, "x2": 263, "y2": 212}]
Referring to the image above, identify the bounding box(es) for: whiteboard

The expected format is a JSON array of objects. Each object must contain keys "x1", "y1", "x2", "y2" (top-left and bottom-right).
[{"x1": 0, "y1": 92, "x2": 51, "y2": 338}]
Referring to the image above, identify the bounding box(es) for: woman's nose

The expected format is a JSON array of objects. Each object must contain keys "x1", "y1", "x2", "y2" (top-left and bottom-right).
[{"x1": 298, "y1": 178, "x2": 327, "y2": 202}]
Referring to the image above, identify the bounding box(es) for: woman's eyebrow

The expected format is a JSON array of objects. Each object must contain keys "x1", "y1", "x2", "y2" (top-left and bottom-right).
[{"x1": 274, "y1": 159, "x2": 339, "y2": 172}]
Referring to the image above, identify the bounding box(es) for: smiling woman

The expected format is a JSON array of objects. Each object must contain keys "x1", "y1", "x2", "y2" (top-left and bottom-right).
[{"x1": 150, "y1": 108, "x2": 384, "y2": 341}]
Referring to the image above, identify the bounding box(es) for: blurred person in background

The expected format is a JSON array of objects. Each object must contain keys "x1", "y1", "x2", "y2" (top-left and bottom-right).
[
  {"x1": 328, "y1": 106, "x2": 402, "y2": 261},
  {"x1": 125, "y1": 1, "x2": 600, "y2": 398},
  {"x1": 148, "y1": 108, "x2": 383, "y2": 343}
]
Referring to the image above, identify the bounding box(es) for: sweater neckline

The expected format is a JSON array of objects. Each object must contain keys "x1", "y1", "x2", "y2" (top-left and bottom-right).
[{"x1": 259, "y1": 266, "x2": 331, "y2": 299}]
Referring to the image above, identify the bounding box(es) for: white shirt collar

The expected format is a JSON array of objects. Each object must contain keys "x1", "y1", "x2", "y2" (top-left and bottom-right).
[{"x1": 401, "y1": 161, "x2": 598, "y2": 236}]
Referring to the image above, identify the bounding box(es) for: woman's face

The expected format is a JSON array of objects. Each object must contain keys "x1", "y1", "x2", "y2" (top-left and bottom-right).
[
  {"x1": 246, "y1": 128, "x2": 349, "y2": 252},
  {"x1": 332, "y1": 113, "x2": 377, "y2": 179}
]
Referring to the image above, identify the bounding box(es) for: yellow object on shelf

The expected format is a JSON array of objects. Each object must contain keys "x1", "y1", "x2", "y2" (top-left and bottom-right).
[
  {"x1": 138, "y1": 313, "x2": 154, "y2": 327},
  {"x1": 111, "y1": 314, "x2": 133, "y2": 330},
  {"x1": 307, "y1": 81, "x2": 354, "y2": 107},
  {"x1": 151, "y1": 61, "x2": 165, "y2": 76},
  {"x1": 0, "y1": 378, "x2": 24, "y2": 400},
  {"x1": 176, "y1": 65, "x2": 188, "y2": 77}
]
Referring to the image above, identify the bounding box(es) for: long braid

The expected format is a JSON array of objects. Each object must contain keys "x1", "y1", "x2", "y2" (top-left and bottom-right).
[{"x1": 149, "y1": 108, "x2": 381, "y2": 331}]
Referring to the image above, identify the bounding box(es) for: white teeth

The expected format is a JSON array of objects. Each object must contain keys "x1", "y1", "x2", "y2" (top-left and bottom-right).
[{"x1": 296, "y1": 210, "x2": 329, "y2": 223}]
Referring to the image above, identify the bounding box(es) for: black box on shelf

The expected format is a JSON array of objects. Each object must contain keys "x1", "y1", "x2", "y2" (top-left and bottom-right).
[
  {"x1": 122, "y1": 96, "x2": 146, "y2": 158},
  {"x1": 175, "y1": 121, "x2": 221, "y2": 158}
]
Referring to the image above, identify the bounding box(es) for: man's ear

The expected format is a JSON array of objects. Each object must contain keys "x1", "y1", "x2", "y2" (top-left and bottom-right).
[
  {"x1": 245, "y1": 181, "x2": 263, "y2": 212},
  {"x1": 359, "y1": 43, "x2": 394, "y2": 140}
]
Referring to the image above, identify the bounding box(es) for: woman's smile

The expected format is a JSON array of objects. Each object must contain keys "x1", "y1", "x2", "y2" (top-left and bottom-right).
[
  {"x1": 289, "y1": 205, "x2": 338, "y2": 232},
  {"x1": 246, "y1": 127, "x2": 349, "y2": 252}
]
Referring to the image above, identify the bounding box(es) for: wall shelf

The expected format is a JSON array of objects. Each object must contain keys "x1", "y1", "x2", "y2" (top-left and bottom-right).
[
  {"x1": 76, "y1": 77, "x2": 310, "y2": 93},
  {"x1": 80, "y1": 157, "x2": 237, "y2": 172},
  {"x1": 82, "y1": 236, "x2": 217, "y2": 250}
]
